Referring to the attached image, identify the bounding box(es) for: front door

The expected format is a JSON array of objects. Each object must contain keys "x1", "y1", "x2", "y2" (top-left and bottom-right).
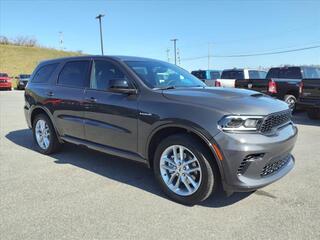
[{"x1": 84, "y1": 59, "x2": 138, "y2": 153}]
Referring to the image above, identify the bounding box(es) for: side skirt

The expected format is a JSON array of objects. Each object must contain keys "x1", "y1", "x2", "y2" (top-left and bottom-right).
[{"x1": 60, "y1": 135, "x2": 148, "y2": 166}]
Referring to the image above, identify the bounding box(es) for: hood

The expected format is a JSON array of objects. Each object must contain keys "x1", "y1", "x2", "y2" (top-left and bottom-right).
[{"x1": 162, "y1": 87, "x2": 289, "y2": 115}]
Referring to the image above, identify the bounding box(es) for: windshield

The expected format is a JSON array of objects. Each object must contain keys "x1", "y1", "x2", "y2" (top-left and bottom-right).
[
  {"x1": 0, "y1": 73, "x2": 8, "y2": 77},
  {"x1": 126, "y1": 61, "x2": 206, "y2": 89},
  {"x1": 221, "y1": 70, "x2": 244, "y2": 79},
  {"x1": 20, "y1": 74, "x2": 31, "y2": 79}
]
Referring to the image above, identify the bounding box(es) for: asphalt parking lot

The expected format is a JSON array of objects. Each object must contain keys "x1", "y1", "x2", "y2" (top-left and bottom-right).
[{"x1": 0, "y1": 90, "x2": 319, "y2": 240}]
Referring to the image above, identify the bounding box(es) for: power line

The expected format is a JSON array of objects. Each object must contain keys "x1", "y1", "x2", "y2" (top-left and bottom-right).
[{"x1": 181, "y1": 45, "x2": 320, "y2": 61}]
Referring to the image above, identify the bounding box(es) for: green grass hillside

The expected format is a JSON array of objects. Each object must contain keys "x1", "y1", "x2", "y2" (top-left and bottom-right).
[{"x1": 0, "y1": 44, "x2": 82, "y2": 77}]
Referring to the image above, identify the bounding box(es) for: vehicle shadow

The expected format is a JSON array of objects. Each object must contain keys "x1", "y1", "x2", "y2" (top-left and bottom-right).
[
  {"x1": 292, "y1": 111, "x2": 320, "y2": 126},
  {"x1": 6, "y1": 129, "x2": 251, "y2": 208}
]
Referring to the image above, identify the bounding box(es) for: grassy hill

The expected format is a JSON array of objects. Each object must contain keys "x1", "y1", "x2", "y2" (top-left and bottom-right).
[{"x1": 0, "y1": 44, "x2": 82, "y2": 77}]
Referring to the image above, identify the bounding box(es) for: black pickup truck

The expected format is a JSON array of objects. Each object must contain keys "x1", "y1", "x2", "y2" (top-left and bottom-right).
[
  {"x1": 235, "y1": 66, "x2": 320, "y2": 110},
  {"x1": 298, "y1": 79, "x2": 320, "y2": 119}
]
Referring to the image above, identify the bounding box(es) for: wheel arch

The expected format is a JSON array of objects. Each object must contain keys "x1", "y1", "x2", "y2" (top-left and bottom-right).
[
  {"x1": 30, "y1": 106, "x2": 62, "y2": 142},
  {"x1": 146, "y1": 124, "x2": 225, "y2": 181}
]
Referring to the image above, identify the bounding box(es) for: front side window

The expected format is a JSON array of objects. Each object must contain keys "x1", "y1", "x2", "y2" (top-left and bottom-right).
[
  {"x1": 90, "y1": 60, "x2": 126, "y2": 90},
  {"x1": 191, "y1": 70, "x2": 207, "y2": 80},
  {"x1": 58, "y1": 61, "x2": 90, "y2": 87},
  {"x1": 32, "y1": 63, "x2": 59, "y2": 83},
  {"x1": 126, "y1": 61, "x2": 205, "y2": 89}
]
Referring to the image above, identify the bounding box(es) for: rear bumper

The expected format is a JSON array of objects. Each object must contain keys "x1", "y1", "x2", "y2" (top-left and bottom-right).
[
  {"x1": 297, "y1": 99, "x2": 320, "y2": 110},
  {"x1": 213, "y1": 123, "x2": 298, "y2": 192}
]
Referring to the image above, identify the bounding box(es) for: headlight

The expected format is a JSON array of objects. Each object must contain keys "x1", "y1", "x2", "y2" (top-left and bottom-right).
[{"x1": 218, "y1": 115, "x2": 264, "y2": 132}]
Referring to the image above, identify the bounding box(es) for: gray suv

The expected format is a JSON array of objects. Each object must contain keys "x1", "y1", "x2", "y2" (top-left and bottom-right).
[{"x1": 24, "y1": 56, "x2": 297, "y2": 205}]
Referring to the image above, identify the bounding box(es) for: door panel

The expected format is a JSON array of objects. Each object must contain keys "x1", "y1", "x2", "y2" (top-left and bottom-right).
[
  {"x1": 51, "y1": 86, "x2": 86, "y2": 139},
  {"x1": 84, "y1": 90, "x2": 138, "y2": 152},
  {"x1": 50, "y1": 60, "x2": 90, "y2": 139}
]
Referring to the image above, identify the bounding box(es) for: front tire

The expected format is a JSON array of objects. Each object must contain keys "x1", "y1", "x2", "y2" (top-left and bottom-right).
[
  {"x1": 32, "y1": 114, "x2": 61, "y2": 154},
  {"x1": 153, "y1": 134, "x2": 219, "y2": 205}
]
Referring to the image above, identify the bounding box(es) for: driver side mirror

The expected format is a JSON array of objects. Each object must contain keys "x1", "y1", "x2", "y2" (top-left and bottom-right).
[{"x1": 109, "y1": 79, "x2": 137, "y2": 95}]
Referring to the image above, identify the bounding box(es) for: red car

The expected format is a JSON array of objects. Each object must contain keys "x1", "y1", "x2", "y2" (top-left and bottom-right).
[{"x1": 0, "y1": 73, "x2": 12, "y2": 90}]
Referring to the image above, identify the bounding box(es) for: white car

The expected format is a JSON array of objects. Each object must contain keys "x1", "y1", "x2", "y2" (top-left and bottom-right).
[{"x1": 215, "y1": 68, "x2": 267, "y2": 88}]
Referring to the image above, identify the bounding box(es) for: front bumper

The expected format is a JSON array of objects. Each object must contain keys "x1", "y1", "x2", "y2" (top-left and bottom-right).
[
  {"x1": 214, "y1": 123, "x2": 298, "y2": 192},
  {"x1": 0, "y1": 82, "x2": 12, "y2": 89}
]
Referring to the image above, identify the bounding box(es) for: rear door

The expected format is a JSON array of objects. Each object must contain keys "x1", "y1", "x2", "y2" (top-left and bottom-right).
[
  {"x1": 51, "y1": 60, "x2": 90, "y2": 140},
  {"x1": 84, "y1": 59, "x2": 138, "y2": 153}
]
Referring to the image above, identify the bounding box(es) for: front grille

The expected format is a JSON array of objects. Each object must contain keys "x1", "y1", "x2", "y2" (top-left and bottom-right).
[
  {"x1": 0, "y1": 80, "x2": 6, "y2": 83},
  {"x1": 261, "y1": 155, "x2": 291, "y2": 177},
  {"x1": 259, "y1": 110, "x2": 292, "y2": 134}
]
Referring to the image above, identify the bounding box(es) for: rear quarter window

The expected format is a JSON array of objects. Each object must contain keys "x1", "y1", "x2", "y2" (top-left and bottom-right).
[{"x1": 31, "y1": 63, "x2": 59, "y2": 83}]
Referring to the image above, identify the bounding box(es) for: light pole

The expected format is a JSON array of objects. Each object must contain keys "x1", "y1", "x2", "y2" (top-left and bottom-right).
[
  {"x1": 95, "y1": 14, "x2": 105, "y2": 55},
  {"x1": 171, "y1": 38, "x2": 178, "y2": 65}
]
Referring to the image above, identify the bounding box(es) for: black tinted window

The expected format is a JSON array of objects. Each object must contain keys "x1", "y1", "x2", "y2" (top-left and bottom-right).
[
  {"x1": 221, "y1": 70, "x2": 244, "y2": 79},
  {"x1": 191, "y1": 71, "x2": 207, "y2": 80},
  {"x1": 279, "y1": 67, "x2": 302, "y2": 79},
  {"x1": 0, "y1": 73, "x2": 9, "y2": 77},
  {"x1": 32, "y1": 63, "x2": 58, "y2": 83},
  {"x1": 58, "y1": 61, "x2": 90, "y2": 87},
  {"x1": 90, "y1": 60, "x2": 126, "y2": 90},
  {"x1": 266, "y1": 68, "x2": 279, "y2": 78}
]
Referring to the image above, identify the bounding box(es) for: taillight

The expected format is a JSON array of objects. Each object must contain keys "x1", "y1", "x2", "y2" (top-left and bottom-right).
[
  {"x1": 299, "y1": 81, "x2": 304, "y2": 95},
  {"x1": 215, "y1": 80, "x2": 221, "y2": 87},
  {"x1": 268, "y1": 80, "x2": 277, "y2": 94}
]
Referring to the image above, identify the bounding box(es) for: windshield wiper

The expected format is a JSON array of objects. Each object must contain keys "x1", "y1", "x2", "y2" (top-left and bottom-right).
[{"x1": 153, "y1": 86, "x2": 176, "y2": 90}]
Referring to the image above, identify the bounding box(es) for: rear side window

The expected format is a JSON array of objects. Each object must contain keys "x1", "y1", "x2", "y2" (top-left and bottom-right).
[
  {"x1": 31, "y1": 63, "x2": 59, "y2": 83},
  {"x1": 221, "y1": 70, "x2": 244, "y2": 79},
  {"x1": 58, "y1": 61, "x2": 90, "y2": 87}
]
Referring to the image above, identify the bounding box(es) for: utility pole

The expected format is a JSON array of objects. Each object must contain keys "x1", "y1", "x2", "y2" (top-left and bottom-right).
[
  {"x1": 166, "y1": 48, "x2": 170, "y2": 62},
  {"x1": 59, "y1": 31, "x2": 64, "y2": 50},
  {"x1": 171, "y1": 38, "x2": 178, "y2": 65},
  {"x1": 177, "y1": 48, "x2": 181, "y2": 65},
  {"x1": 95, "y1": 14, "x2": 105, "y2": 55}
]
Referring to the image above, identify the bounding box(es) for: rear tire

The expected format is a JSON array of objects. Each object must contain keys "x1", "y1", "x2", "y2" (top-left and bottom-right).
[
  {"x1": 307, "y1": 108, "x2": 320, "y2": 120},
  {"x1": 153, "y1": 134, "x2": 219, "y2": 205},
  {"x1": 284, "y1": 94, "x2": 297, "y2": 111},
  {"x1": 32, "y1": 114, "x2": 62, "y2": 154}
]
